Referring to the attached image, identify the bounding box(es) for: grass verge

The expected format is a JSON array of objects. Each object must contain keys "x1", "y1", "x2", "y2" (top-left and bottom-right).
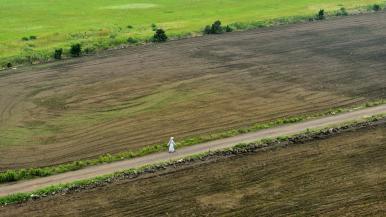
[
  {"x1": 1, "y1": 3, "x2": 385, "y2": 69},
  {"x1": 1, "y1": 113, "x2": 385, "y2": 206},
  {"x1": 0, "y1": 99, "x2": 385, "y2": 184}
]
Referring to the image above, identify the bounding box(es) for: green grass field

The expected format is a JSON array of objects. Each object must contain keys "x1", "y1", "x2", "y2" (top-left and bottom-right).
[{"x1": 0, "y1": 0, "x2": 383, "y2": 66}]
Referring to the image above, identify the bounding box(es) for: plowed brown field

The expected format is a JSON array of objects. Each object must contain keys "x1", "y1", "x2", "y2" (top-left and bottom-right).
[
  {"x1": 2, "y1": 120, "x2": 386, "y2": 216},
  {"x1": 0, "y1": 13, "x2": 385, "y2": 169}
]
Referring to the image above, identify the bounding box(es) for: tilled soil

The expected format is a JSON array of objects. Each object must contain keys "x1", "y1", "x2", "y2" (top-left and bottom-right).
[
  {"x1": 1, "y1": 119, "x2": 386, "y2": 216},
  {"x1": 0, "y1": 13, "x2": 386, "y2": 169}
]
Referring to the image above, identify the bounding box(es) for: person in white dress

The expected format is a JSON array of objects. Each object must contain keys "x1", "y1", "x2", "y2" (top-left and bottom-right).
[{"x1": 168, "y1": 137, "x2": 176, "y2": 153}]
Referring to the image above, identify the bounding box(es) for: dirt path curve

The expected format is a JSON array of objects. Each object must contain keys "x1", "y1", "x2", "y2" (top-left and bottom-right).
[{"x1": 1, "y1": 105, "x2": 386, "y2": 196}]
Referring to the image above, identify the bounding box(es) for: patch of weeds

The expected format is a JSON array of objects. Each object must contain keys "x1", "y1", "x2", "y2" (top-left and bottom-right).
[
  {"x1": 315, "y1": 9, "x2": 325, "y2": 20},
  {"x1": 372, "y1": 4, "x2": 381, "y2": 11},
  {"x1": 151, "y1": 23, "x2": 157, "y2": 31},
  {"x1": 53, "y1": 48, "x2": 63, "y2": 60},
  {"x1": 127, "y1": 37, "x2": 139, "y2": 44},
  {"x1": 70, "y1": 43, "x2": 82, "y2": 57},
  {"x1": 34, "y1": 96, "x2": 68, "y2": 110},
  {"x1": 336, "y1": 7, "x2": 348, "y2": 16}
]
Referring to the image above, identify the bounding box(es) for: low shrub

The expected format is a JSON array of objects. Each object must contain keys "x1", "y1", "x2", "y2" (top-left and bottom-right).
[
  {"x1": 53, "y1": 48, "x2": 63, "y2": 60},
  {"x1": 152, "y1": 29, "x2": 168, "y2": 42},
  {"x1": 70, "y1": 43, "x2": 82, "y2": 57},
  {"x1": 225, "y1": 25, "x2": 233, "y2": 32},
  {"x1": 204, "y1": 20, "x2": 223, "y2": 34},
  {"x1": 336, "y1": 7, "x2": 348, "y2": 16},
  {"x1": 204, "y1": 21, "x2": 233, "y2": 34},
  {"x1": 127, "y1": 25, "x2": 133, "y2": 29},
  {"x1": 151, "y1": 23, "x2": 157, "y2": 31},
  {"x1": 127, "y1": 37, "x2": 138, "y2": 44},
  {"x1": 21, "y1": 37, "x2": 29, "y2": 41},
  {"x1": 372, "y1": 4, "x2": 381, "y2": 11},
  {"x1": 29, "y1": 35, "x2": 37, "y2": 40},
  {"x1": 316, "y1": 9, "x2": 325, "y2": 20},
  {"x1": 83, "y1": 46, "x2": 96, "y2": 54}
]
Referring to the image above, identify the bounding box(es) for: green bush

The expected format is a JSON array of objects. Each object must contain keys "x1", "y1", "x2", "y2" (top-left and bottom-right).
[
  {"x1": 336, "y1": 7, "x2": 348, "y2": 16},
  {"x1": 70, "y1": 43, "x2": 82, "y2": 57},
  {"x1": 225, "y1": 25, "x2": 233, "y2": 32},
  {"x1": 29, "y1": 35, "x2": 37, "y2": 40},
  {"x1": 54, "y1": 48, "x2": 63, "y2": 59},
  {"x1": 152, "y1": 29, "x2": 168, "y2": 42},
  {"x1": 21, "y1": 37, "x2": 29, "y2": 41},
  {"x1": 316, "y1": 9, "x2": 325, "y2": 20},
  {"x1": 127, "y1": 25, "x2": 133, "y2": 29},
  {"x1": 127, "y1": 37, "x2": 138, "y2": 44},
  {"x1": 151, "y1": 23, "x2": 157, "y2": 31},
  {"x1": 204, "y1": 20, "x2": 224, "y2": 34},
  {"x1": 372, "y1": 4, "x2": 381, "y2": 11},
  {"x1": 204, "y1": 20, "x2": 233, "y2": 34}
]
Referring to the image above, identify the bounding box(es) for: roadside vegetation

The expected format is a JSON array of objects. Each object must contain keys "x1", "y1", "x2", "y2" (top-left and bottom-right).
[
  {"x1": 1, "y1": 1, "x2": 385, "y2": 68},
  {"x1": 0, "y1": 115, "x2": 384, "y2": 208},
  {"x1": 0, "y1": 100, "x2": 384, "y2": 184}
]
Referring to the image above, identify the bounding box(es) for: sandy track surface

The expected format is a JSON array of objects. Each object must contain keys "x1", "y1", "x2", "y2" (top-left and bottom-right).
[{"x1": 0, "y1": 105, "x2": 385, "y2": 196}]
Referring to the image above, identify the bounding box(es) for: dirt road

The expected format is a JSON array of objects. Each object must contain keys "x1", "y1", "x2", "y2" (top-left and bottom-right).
[{"x1": 0, "y1": 105, "x2": 385, "y2": 196}]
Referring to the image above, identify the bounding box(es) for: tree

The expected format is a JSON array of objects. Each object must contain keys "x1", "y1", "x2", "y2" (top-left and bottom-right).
[
  {"x1": 153, "y1": 29, "x2": 168, "y2": 42},
  {"x1": 70, "y1": 43, "x2": 82, "y2": 57}
]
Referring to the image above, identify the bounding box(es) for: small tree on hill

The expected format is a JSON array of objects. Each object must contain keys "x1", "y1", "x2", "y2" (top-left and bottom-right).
[
  {"x1": 70, "y1": 43, "x2": 82, "y2": 57},
  {"x1": 153, "y1": 29, "x2": 168, "y2": 42}
]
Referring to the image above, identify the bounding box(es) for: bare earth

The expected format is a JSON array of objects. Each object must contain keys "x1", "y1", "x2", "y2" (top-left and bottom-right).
[
  {"x1": 0, "y1": 104, "x2": 385, "y2": 197},
  {"x1": 1, "y1": 13, "x2": 386, "y2": 169},
  {"x1": 1, "y1": 116, "x2": 386, "y2": 216}
]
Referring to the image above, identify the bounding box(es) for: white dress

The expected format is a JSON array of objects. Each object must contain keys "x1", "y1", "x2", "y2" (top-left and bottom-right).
[{"x1": 168, "y1": 138, "x2": 176, "y2": 153}]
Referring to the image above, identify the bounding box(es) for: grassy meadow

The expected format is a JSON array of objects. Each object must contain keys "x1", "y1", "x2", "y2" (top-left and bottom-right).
[{"x1": 0, "y1": 0, "x2": 384, "y2": 66}]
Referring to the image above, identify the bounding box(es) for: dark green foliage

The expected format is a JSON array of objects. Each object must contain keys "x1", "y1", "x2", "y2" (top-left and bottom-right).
[
  {"x1": 53, "y1": 48, "x2": 63, "y2": 60},
  {"x1": 206, "y1": 20, "x2": 224, "y2": 34},
  {"x1": 152, "y1": 29, "x2": 168, "y2": 42},
  {"x1": 316, "y1": 9, "x2": 325, "y2": 20},
  {"x1": 127, "y1": 37, "x2": 138, "y2": 44},
  {"x1": 211, "y1": 20, "x2": 223, "y2": 34},
  {"x1": 127, "y1": 25, "x2": 133, "y2": 29},
  {"x1": 70, "y1": 43, "x2": 82, "y2": 57},
  {"x1": 225, "y1": 25, "x2": 233, "y2": 32},
  {"x1": 151, "y1": 23, "x2": 157, "y2": 31},
  {"x1": 336, "y1": 7, "x2": 348, "y2": 16},
  {"x1": 22, "y1": 36, "x2": 37, "y2": 41},
  {"x1": 6, "y1": 62, "x2": 12, "y2": 68},
  {"x1": 203, "y1": 20, "x2": 233, "y2": 34},
  {"x1": 372, "y1": 4, "x2": 381, "y2": 11}
]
